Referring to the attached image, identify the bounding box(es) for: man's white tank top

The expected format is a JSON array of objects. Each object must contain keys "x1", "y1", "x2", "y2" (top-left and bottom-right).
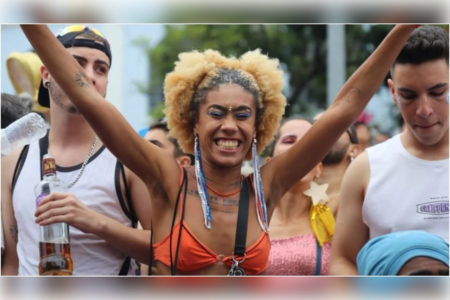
[
  {"x1": 363, "y1": 134, "x2": 449, "y2": 242},
  {"x1": 13, "y1": 141, "x2": 137, "y2": 275}
]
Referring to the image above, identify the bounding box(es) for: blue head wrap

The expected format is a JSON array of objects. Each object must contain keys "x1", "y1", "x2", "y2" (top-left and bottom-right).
[{"x1": 357, "y1": 230, "x2": 449, "y2": 275}]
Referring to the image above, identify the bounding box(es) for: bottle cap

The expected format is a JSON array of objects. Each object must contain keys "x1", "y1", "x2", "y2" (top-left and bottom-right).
[{"x1": 42, "y1": 153, "x2": 56, "y2": 176}]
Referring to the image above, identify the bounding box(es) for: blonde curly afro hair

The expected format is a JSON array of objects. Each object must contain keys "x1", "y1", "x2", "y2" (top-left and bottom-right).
[{"x1": 164, "y1": 49, "x2": 286, "y2": 155}]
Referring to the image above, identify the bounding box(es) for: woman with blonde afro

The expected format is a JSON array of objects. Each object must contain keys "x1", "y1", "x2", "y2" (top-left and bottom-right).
[{"x1": 21, "y1": 24, "x2": 417, "y2": 275}]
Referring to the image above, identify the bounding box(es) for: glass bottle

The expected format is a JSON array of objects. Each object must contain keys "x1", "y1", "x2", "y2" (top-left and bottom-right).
[{"x1": 34, "y1": 154, "x2": 73, "y2": 275}]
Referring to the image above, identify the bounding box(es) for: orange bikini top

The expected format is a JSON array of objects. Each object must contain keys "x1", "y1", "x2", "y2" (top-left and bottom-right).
[{"x1": 152, "y1": 166, "x2": 270, "y2": 275}]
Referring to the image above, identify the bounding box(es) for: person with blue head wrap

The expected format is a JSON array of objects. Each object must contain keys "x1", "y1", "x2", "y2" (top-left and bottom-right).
[{"x1": 357, "y1": 230, "x2": 449, "y2": 275}]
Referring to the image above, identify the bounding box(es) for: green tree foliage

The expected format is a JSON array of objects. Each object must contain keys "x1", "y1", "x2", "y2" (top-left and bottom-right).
[
  {"x1": 139, "y1": 24, "x2": 429, "y2": 119},
  {"x1": 345, "y1": 25, "x2": 392, "y2": 79}
]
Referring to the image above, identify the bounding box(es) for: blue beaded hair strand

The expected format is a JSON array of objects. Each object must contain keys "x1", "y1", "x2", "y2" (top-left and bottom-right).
[
  {"x1": 194, "y1": 135, "x2": 212, "y2": 229},
  {"x1": 252, "y1": 137, "x2": 268, "y2": 232}
]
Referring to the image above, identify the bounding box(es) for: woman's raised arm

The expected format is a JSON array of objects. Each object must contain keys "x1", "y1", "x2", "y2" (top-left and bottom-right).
[
  {"x1": 20, "y1": 25, "x2": 179, "y2": 186},
  {"x1": 263, "y1": 25, "x2": 417, "y2": 204}
]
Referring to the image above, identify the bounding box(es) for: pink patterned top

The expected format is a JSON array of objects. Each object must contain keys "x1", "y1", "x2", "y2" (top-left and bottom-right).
[{"x1": 266, "y1": 233, "x2": 332, "y2": 275}]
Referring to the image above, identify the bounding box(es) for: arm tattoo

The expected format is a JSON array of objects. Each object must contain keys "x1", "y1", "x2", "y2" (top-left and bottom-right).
[
  {"x1": 9, "y1": 225, "x2": 18, "y2": 243},
  {"x1": 345, "y1": 87, "x2": 363, "y2": 104},
  {"x1": 75, "y1": 72, "x2": 90, "y2": 88}
]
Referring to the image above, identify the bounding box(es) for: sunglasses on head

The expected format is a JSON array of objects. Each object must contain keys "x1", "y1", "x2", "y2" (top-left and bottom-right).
[
  {"x1": 58, "y1": 25, "x2": 105, "y2": 38},
  {"x1": 346, "y1": 125, "x2": 359, "y2": 144}
]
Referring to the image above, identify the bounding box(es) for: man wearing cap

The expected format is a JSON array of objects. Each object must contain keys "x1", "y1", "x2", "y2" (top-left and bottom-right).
[
  {"x1": 1, "y1": 25, "x2": 151, "y2": 275},
  {"x1": 330, "y1": 26, "x2": 449, "y2": 275}
]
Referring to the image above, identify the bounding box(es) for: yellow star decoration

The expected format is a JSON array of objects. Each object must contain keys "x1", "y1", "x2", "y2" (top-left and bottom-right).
[
  {"x1": 304, "y1": 181, "x2": 335, "y2": 247},
  {"x1": 303, "y1": 181, "x2": 329, "y2": 205}
]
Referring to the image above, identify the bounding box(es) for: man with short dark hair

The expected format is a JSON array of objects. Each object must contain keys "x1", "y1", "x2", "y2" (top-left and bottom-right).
[
  {"x1": 314, "y1": 113, "x2": 361, "y2": 214},
  {"x1": 144, "y1": 119, "x2": 193, "y2": 166},
  {"x1": 330, "y1": 26, "x2": 449, "y2": 275},
  {"x1": 2, "y1": 25, "x2": 150, "y2": 275}
]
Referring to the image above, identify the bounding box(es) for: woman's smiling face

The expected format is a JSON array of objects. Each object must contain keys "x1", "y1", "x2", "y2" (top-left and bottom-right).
[{"x1": 194, "y1": 83, "x2": 257, "y2": 168}]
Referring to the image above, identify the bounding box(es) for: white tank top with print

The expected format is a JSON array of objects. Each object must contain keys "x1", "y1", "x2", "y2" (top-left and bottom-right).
[{"x1": 363, "y1": 134, "x2": 449, "y2": 242}]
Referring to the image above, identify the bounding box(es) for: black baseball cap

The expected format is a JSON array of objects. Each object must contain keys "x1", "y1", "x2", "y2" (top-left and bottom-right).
[{"x1": 37, "y1": 25, "x2": 112, "y2": 107}]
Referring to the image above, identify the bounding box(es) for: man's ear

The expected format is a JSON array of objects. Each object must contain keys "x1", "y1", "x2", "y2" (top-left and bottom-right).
[
  {"x1": 347, "y1": 144, "x2": 362, "y2": 160},
  {"x1": 41, "y1": 65, "x2": 50, "y2": 81},
  {"x1": 387, "y1": 78, "x2": 398, "y2": 106},
  {"x1": 177, "y1": 155, "x2": 192, "y2": 167},
  {"x1": 314, "y1": 162, "x2": 323, "y2": 178}
]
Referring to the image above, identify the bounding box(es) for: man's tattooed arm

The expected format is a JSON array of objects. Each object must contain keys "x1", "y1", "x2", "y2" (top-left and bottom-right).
[{"x1": 75, "y1": 72, "x2": 90, "y2": 88}]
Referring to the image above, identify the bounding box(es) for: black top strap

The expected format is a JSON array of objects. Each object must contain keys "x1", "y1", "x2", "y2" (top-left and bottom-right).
[
  {"x1": 233, "y1": 178, "x2": 249, "y2": 256},
  {"x1": 38, "y1": 131, "x2": 50, "y2": 180},
  {"x1": 119, "y1": 162, "x2": 137, "y2": 226},
  {"x1": 114, "y1": 161, "x2": 138, "y2": 228},
  {"x1": 118, "y1": 256, "x2": 131, "y2": 276},
  {"x1": 170, "y1": 167, "x2": 188, "y2": 275},
  {"x1": 148, "y1": 221, "x2": 154, "y2": 275},
  {"x1": 11, "y1": 145, "x2": 30, "y2": 195},
  {"x1": 172, "y1": 168, "x2": 188, "y2": 275},
  {"x1": 116, "y1": 161, "x2": 138, "y2": 276}
]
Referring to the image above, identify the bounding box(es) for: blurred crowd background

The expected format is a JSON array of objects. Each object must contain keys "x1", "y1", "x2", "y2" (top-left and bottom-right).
[
  {"x1": 1, "y1": 0, "x2": 450, "y2": 299},
  {"x1": 4, "y1": 23, "x2": 448, "y2": 146}
]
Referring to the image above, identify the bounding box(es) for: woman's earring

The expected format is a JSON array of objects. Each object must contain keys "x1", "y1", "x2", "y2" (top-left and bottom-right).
[
  {"x1": 194, "y1": 134, "x2": 211, "y2": 229},
  {"x1": 252, "y1": 137, "x2": 268, "y2": 232},
  {"x1": 44, "y1": 81, "x2": 51, "y2": 88},
  {"x1": 305, "y1": 180, "x2": 334, "y2": 247},
  {"x1": 304, "y1": 181, "x2": 329, "y2": 206}
]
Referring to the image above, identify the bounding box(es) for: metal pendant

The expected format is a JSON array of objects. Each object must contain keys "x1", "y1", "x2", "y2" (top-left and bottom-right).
[
  {"x1": 229, "y1": 265, "x2": 246, "y2": 276},
  {"x1": 228, "y1": 256, "x2": 246, "y2": 276}
]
